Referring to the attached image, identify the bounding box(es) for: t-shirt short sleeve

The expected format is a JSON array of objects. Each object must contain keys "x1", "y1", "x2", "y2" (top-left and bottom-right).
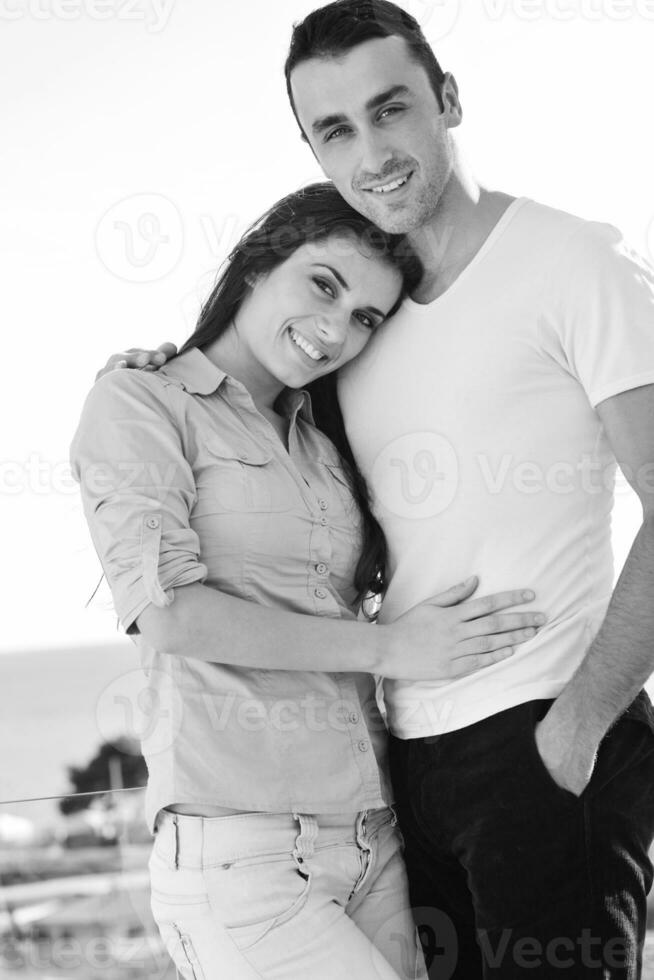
[{"x1": 541, "y1": 222, "x2": 654, "y2": 408}]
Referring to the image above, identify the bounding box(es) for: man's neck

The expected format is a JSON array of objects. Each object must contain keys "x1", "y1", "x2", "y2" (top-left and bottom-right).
[{"x1": 408, "y1": 160, "x2": 516, "y2": 304}]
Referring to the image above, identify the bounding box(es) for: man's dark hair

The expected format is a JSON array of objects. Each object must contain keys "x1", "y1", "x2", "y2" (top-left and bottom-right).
[{"x1": 284, "y1": 0, "x2": 446, "y2": 139}]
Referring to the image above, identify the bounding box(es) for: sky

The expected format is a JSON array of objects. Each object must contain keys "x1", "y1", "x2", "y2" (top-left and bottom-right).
[{"x1": 1, "y1": 0, "x2": 653, "y2": 653}]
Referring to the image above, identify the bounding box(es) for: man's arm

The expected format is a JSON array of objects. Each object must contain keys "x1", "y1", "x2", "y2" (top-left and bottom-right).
[
  {"x1": 95, "y1": 342, "x2": 178, "y2": 380},
  {"x1": 536, "y1": 383, "x2": 654, "y2": 794}
]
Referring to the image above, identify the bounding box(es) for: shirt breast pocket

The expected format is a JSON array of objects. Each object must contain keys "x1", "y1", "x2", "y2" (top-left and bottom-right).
[{"x1": 196, "y1": 441, "x2": 294, "y2": 515}]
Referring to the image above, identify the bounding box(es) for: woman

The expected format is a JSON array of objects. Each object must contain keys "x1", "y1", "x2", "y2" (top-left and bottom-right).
[{"x1": 72, "y1": 183, "x2": 543, "y2": 980}]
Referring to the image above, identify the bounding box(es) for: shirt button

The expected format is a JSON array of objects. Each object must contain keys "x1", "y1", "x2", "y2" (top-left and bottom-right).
[
  {"x1": 358, "y1": 740, "x2": 369, "y2": 752},
  {"x1": 314, "y1": 587, "x2": 328, "y2": 599},
  {"x1": 318, "y1": 499, "x2": 328, "y2": 510},
  {"x1": 349, "y1": 712, "x2": 360, "y2": 725},
  {"x1": 145, "y1": 516, "x2": 160, "y2": 529},
  {"x1": 319, "y1": 516, "x2": 328, "y2": 526},
  {"x1": 315, "y1": 562, "x2": 328, "y2": 575}
]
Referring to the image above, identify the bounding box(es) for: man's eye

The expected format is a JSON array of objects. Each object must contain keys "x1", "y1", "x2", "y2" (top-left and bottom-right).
[
  {"x1": 379, "y1": 105, "x2": 404, "y2": 120},
  {"x1": 314, "y1": 277, "x2": 335, "y2": 297},
  {"x1": 325, "y1": 127, "x2": 349, "y2": 142}
]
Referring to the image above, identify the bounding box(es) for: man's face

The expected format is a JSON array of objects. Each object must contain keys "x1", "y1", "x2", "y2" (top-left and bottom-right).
[{"x1": 290, "y1": 36, "x2": 460, "y2": 235}]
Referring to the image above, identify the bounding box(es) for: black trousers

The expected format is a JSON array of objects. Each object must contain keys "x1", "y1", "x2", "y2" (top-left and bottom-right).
[{"x1": 389, "y1": 691, "x2": 654, "y2": 979}]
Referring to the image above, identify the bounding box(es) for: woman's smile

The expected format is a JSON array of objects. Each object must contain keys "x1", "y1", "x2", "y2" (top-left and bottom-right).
[
  {"x1": 287, "y1": 325, "x2": 329, "y2": 363},
  {"x1": 204, "y1": 234, "x2": 404, "y2": 408}
]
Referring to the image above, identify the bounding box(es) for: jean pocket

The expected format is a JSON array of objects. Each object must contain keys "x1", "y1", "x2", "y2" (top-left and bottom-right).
[
  {"x1": 524, "y1": 706, "x2": 584, "y2": 803},
  {"x1": 588, "y1": 692, "x2": 654, "y2": 796},
  {"x1": 203, "y1": 852, "x2": 311, "y2": 952},
  {"x1": 622, "y1": 689, "x2": 654, "y2": 735}
]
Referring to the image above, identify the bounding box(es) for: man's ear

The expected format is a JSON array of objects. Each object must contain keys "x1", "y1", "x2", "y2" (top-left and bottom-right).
[{"x1": 441, "y1": 72, "x2": 463, "y2": 128}]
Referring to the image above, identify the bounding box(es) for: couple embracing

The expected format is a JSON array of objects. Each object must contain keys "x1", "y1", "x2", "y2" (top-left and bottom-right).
[{"x1": 72, "y1": 2, "x2": 654, "y2": 977}]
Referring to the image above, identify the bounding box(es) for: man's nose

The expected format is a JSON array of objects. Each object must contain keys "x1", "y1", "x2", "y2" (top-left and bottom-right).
[{"x1": 357, "y1": 127, "x2": 394, "y2": 180}]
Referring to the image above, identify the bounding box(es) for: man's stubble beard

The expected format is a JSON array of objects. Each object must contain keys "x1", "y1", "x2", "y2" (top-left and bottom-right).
[{"x1": 354, "y1": 173, "x2": 448, "y2": 236}]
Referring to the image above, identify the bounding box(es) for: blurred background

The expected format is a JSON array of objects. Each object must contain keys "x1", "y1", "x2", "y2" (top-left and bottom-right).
[{"x1": 1, "y1": 0, "x2": 654, "y2": 976}]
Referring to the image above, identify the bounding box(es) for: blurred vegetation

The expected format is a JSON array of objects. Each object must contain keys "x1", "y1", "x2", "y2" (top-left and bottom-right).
[{"x1": 58, "y1": 738, "x2": 146, "y2": 815}]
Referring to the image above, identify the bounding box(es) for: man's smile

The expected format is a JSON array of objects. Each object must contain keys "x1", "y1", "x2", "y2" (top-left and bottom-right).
[{"x1": 363, "y1": 171, "x2": 413, "y2": 194}]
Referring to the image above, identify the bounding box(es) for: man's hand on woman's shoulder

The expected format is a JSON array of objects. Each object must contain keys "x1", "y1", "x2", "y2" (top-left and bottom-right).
[{"x1": 95, "y1": 342, "x2": 178, "y2": 381}]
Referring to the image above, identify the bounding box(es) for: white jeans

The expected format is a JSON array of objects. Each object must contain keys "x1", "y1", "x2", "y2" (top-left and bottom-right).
[{"x1": 149, "y1": 807, "x2": 426, "y2": 980}]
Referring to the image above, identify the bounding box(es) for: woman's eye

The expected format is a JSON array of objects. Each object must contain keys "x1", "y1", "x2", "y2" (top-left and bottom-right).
[
  {"x1": 355, "y1": 312, "x2": 375, "y2": 330},
  {"x1": 314, "y1": 277, "x2": 335, "y2": 297}
]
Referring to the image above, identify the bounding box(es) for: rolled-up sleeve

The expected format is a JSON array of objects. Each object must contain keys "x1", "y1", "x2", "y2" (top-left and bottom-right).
[{"x1": 70, "y1": 370, "x2": 207, "y2": 633}]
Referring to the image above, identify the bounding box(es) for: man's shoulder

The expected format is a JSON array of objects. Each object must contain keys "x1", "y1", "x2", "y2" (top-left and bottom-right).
[
  {"x1": 514, "y1": 197, "x2": 617, "y2": 249},
  {"x1": 520, "y1": 198, "x2": 623, "y2": 256},
  {"x1": 504, "y1": 198, "x2": 640, "y2": 297}
]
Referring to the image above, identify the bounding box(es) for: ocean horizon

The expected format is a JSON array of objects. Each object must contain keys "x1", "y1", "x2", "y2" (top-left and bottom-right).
[
  {"x1": 0, "y1": 641, "x2": 142, "y2": 829},
  {"x1": 4, "y1": 639, "x2": 653, "y2": 833}
]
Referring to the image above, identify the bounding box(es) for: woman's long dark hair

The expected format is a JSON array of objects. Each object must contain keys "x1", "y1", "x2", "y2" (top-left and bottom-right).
[{"x1": 179, "y1": 182, "x2": 422, "y2": 611}]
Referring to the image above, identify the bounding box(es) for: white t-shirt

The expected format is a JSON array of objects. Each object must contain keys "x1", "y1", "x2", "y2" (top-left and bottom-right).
[{"x1": 338, "y1": 197, "x2": 654, "y2": 738}]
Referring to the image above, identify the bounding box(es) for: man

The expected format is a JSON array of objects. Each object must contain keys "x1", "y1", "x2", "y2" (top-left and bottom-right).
[{"x1": 102, "y1": 2, "x2": 654, "y2": 976}]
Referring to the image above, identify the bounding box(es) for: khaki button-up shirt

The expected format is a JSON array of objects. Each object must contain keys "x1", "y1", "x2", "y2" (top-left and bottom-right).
[{"x1": 71, "y1": 348, "x2": 391, "y2": 830}]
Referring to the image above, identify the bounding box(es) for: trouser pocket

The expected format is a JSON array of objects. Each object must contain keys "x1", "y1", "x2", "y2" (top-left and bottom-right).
[{"x1": 202, "y1": 851, "x2": 312, "y2": 952}]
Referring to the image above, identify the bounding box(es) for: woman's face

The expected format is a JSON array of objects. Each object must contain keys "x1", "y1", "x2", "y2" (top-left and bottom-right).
[{"x1": 232, "y1": 232, "x2": 403, "y2": 393}]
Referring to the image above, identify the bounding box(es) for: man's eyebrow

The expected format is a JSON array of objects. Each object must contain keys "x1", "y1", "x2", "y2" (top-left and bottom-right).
[
  {"x1": 312, "y1": 112, "x2": 348, "y2": 136},
  {"x1": 365, "y1": 84, "x2": 411, "y2": 113},
  {"x1": 311, "y1": 84, "x2": 411, "y2": 136}
]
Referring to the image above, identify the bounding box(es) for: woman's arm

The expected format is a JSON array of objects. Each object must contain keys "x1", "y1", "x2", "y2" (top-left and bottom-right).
[
  {"x1": 72, "y1": 369, "x2": 544, "y2": 682},
  {"x1": 136, "y1": 577, "x2": 543, "y2": 682}
]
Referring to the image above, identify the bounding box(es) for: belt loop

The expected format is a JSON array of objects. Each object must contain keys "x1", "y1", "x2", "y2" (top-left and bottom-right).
[
  {"x1": 173, "y1": 813, "x2": 179, "y2": 870},
  {"x1": 292, "y1": 812, "x2": 318, "y2": 866}
]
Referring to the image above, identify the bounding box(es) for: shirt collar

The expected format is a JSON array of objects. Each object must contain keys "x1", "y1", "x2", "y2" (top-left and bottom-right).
[
  {"x1": 277, "y1": 387, "x2": 315, "y2": 426},
  {"x1": 159, "y1": 347, "x2": 317, "y2": 425},
  {"x1": 158, "y1": 347, "x2": 228, "y2": 395}
]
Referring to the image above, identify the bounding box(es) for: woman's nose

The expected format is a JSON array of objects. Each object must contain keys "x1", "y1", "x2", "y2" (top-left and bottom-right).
[{"x1": 315, "y1": 313, "x2": 348, "y2": 348}]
